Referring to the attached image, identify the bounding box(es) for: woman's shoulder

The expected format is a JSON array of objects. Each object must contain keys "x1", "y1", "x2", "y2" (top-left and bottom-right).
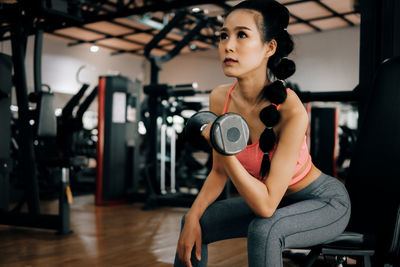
[
  {"x1": 209, "y1": 83, "x2": 235, "y2": 115},
  {"x1": 277, "y1": 88, "x2": 309, "y2": 130},
  {"x1": 281, "y1": 88, "x2": 306, "y2": 114},
  {"x1": 210, "y1": 83, "x2": 233, "y2": 98}
]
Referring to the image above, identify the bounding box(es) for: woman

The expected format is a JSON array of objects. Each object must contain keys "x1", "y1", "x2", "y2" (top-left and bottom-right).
[{"x1": 174, "y1": 1, "x2": 351, "y2": 266}]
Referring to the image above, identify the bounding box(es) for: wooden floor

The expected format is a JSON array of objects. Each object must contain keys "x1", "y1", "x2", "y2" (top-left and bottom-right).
[{"x1": 0, "y1": 195, "x2": 314, "y2": 267}]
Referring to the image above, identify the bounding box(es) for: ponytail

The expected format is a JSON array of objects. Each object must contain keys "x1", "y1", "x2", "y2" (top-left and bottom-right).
[{"x1": 227, "y1": 1, "x2": 297, "y2": 178}]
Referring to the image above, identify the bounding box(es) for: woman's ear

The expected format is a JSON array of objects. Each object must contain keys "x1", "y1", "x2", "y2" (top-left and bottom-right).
[{"x1": 265, "y1": 39, "x2": 277, "y2": 58}]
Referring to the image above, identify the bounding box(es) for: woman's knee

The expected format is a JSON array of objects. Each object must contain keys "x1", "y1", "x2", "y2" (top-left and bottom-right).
[
  {"x1": 248, "y1": 217, "x2": 273, "y2": 239},
  {"x1": 248, "y1": 217, "x2": 283, "y2": 245},
  {"x1": 247, "y1": 217, "x2": 285, "y2": 264}
]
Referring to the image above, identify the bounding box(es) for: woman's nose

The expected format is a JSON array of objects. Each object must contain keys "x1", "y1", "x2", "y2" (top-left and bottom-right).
[{"x1": 224, "y1": 39, "x2": 235, "y2": 52}]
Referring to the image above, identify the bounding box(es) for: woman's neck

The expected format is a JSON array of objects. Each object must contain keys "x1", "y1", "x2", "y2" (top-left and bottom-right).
[{"x1": 236, "y1": 77, "x2": 271, "y2": 105}]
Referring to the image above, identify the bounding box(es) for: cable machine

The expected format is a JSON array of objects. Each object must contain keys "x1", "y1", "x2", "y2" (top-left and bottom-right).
[{"x1": 138, "y1": 9, "x2": 216, "y2": 209}]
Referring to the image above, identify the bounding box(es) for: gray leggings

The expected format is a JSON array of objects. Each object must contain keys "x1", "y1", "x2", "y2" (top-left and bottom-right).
[{"x1": 174, "y1": 173, "x2": 351, "y2": 267}]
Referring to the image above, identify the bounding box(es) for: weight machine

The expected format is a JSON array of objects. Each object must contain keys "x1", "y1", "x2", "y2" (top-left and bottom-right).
[
  {"x1": 0, "y1": 23, "x2": 72, "y2": 234},
  {"x1": 135, "y1": 9, "x2": 223, "y2": 209},
  {"x1": 288, "y1": 0, "x2": 400, "y2": 265}
]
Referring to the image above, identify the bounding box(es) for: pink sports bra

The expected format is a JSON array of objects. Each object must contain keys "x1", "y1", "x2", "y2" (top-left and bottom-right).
[{"x1": 222, "y1": 82, "x2": 312, "y2": 186}]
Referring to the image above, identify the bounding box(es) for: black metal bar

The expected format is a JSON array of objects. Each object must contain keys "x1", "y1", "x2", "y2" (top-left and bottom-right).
[
  {"x1": 145, "y1": 58, "x2": 161, "y2": 198},
  {"x1": 51, "y1": 32, "x2": 124, "y2": 53},
  {"x1": 81, "y1": 0, "x2": 226, "y2": 24},
  {"x1": 358, "y1": 0, "x2": 381, "y2": 127},
  {"x1": 289, "y1": 13, "x2": 322, "y2": 32},
  {"x1": 59, "y1": 168, "x2": 72, "y2": 235},
  {"x1": 62, "y1": 83, "x2": 90, "y2": 119},
  {"x1": 380, "y1": 0, "x2": 400, "y2": 60},
  {"x1": 168, "y1": 89, "x2": 196, "y2": 97},
  {"x1": 297, "y1": 90, "x2": 358, "y2": 103},
  {"x1": 144, "y1": 10, "x2": 187, "y2": 57},
  {"x1": 0, "y1": 212, "x2": 61, "y2": 230},
  {"x1": 301, "y1": 246, "x2": 322, "y2": 267},
  {"x1": 160, "y1": 18, "x2": 208, "y2": 62},
  {"x1": 314, "y1": 0, "x2": 354, "y2": 26},
  {"x1": 79, "y1": 25, "x2": 146, "y2": 46},
  {"x1": 282, "y1": 0, "x2": 314, "y2": 6},
  {"x1": 289, "y1": 11, "x2": 359, "y2": 26},
  {"x1": 10, "y1": 21, "x2": 40, "y2": 215},
  {"x1": 76, "y1": 86, "x2": 98, "y2": 120},
  {"x1": 0, "y1": 53, "x2": 12, "y2": 213},
  {"x1": 34, "y1": 29, "x2": 43, "y2": 93},
  {"x1": 172, "y1": 83, "x2": 197, "y2": 89},
  {"x1": 150, "y1": 57, "x2": 160, "y2": 84}
]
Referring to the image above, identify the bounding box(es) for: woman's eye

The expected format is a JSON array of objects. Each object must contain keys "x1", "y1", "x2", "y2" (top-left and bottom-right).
[
  {"x1": 238, "y1": 31, "x2": 247, "y2": 39},
  {"x1": 219, "y1": 32, "x2": 228, "y2": 40}
]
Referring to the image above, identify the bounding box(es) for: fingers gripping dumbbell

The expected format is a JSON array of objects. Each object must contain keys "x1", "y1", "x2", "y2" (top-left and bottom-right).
[{"x1": 186, "y1": 111, "x2": 250, "y2": 155}]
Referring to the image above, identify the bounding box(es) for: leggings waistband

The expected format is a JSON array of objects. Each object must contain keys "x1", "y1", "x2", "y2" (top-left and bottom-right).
[{"x1": 285, "y1": 173, "x2": 334, "y2": 200}]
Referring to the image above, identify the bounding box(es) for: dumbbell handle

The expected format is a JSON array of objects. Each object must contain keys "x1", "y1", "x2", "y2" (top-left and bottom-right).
[
  {"x1": 199, "y1": 124, "x2": 208, "y2": 133},
  {"x1": 185, "y1": 111, "x2": 217, "y2": 152}
]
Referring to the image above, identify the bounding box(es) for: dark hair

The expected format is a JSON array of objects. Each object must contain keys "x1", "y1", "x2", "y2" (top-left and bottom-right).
[{"x1": 227, "y1": 1, "x2": 296, "y2": 178}]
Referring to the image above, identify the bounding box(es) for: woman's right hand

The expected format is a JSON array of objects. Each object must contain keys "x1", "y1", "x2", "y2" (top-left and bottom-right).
[{"x1": 176, "y1": 216, "x2": 202, "y2": 267}]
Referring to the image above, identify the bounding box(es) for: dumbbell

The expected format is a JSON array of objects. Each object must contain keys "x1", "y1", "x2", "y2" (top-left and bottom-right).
[{"x1": 185, "y1": 111, "x2": 250, "y2": 155}]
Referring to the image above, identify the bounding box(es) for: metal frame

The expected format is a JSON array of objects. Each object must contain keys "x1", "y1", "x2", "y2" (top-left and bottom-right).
[
  {"x1": 0, "y1": 1, "x2": 360, "y2": 57},
  {"x1": 0, "y1": 14, "x2": 72, "y2": 234},
  {"x1": 294, "y1": 1, "x2": 400, "y2": 265}
]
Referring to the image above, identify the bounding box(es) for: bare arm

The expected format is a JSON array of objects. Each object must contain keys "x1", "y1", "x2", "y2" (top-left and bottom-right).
[
  {"x1": 176, "y1": 85, "x2": 230, "y2": 267},
  {"x1": 186, "y1": 85, "x2": 230, "y2": 219},
  {"x1": 218, "y1": 90, "x2": 309, "y2": 217},
  {"x1": 186, "y1": 152, "x2": 228, "y2": 219}
]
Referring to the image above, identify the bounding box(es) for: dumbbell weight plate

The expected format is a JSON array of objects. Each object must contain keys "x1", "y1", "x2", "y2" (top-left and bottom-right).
[
  {"x1": 210, "y1": 112, "x2": 250, "y2": 155},
  {"x1": 185, "y1": 111, "x2": 217, "y2": 150}
]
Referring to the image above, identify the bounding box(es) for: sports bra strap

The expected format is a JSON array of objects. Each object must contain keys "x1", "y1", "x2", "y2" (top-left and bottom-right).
[{"x1": 222, "y1": 81, "x2": 238, "y2": 114}]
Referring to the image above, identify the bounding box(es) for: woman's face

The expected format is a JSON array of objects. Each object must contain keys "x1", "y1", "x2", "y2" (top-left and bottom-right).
[{"x1": 218, "y1": 9, "x2": 274, "y2": 78}]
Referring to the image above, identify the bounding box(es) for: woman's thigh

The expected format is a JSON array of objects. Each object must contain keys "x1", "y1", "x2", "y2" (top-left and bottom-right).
[
  {"x1": 249, "y1": 174, "x2": 351, "y2": 249},
  {"x1": 197, "y1": 197, "x2": 256, "y2": 244}
]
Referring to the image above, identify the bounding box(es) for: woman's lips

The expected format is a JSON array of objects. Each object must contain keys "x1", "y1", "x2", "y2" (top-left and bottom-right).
[{"x1": 224, "y1": 58, "x2": 238, "y2": 65}]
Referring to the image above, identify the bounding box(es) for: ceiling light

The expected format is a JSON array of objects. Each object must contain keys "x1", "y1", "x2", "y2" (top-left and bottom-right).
[
  {"x1": 90, "y1": 45, "x2": 99, "y2": 53},
  {"x1": 191, "y1": 7, "x2": 201, "y2": 13},
  {"x1": 55, "y1": 108, "x2": 62, "y2": 117},
  {"x1": 189, "y1": 44, "x2": 197, "y2": 50}
]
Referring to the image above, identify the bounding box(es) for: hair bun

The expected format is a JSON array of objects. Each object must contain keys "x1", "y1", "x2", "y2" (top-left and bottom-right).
[
  {"x1": 259, "y1": 105, "x2": 280, "y2": 127},
  {"x1": 259, "y1": 128, "x2": 276, "y2": 152},
  {"x1": 274, "y1": 58, "x2": 296, "y2": 80},
  {"x1": 261, "y1": 80, "x2": 287, "y2": 104}
]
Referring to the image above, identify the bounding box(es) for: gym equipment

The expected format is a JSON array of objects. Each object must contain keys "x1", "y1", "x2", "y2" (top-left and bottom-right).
[
  {"x1": 295, "y1": 58, "x2": 400, "y2": 267},
  {"x1": 159, "y1": 113, "x2": 177, "y2": 195},
  {"x1": 0, "y1": 24, "x2": 72, "y2": 234},
  {"x1": 57, "y1": 83, "x2": 98, "y2": 194},
  {"x1": 185, "y1": 111, "x2": 217, "y2": 151},
  {"x1": 186, "y1": 111, "x2": 250, "y2": 155},
  {"x1": 135, "y1": 9, "x2": 226, "y2": 209},
  {"x1": 96, "y1": 75, "x2": 141, "y2": 205},
  {"x1": 309, "y1": 107, "x2": 338, "y2": 177},
  {"x1": 336, "y1": 125, "x2": 357, "y2": 179},
  {"x1": 293, "y1": 1, "x2": 400, "y2": 263},
  {"x1": 0, "y1": 53, "x2": 12, "y2": 212}
]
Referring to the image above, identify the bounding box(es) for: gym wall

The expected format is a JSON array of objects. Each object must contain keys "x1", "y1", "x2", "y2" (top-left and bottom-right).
[
  {"x1": 0, "y1": 25, "x2": 359, "y2": 96},
  {"x1": 290, "y1": 25, "x2": 360, "y2": 92}
]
